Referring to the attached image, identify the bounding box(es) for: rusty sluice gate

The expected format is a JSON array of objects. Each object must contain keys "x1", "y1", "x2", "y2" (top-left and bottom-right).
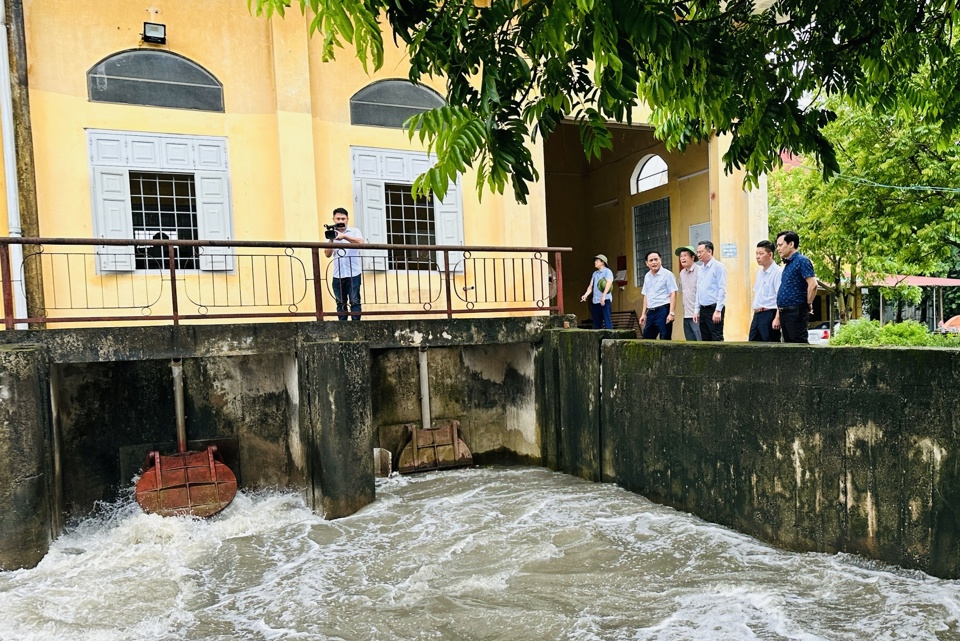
[
  {"x1": 396, "y1": 346, "x2": 474, "y2": 474},
  {"x1": 398, "y1": 419, "x2": 474, "y2": 474},
  {"x1": 134, "y1": 360, "x2": 237, "y2": 517}
]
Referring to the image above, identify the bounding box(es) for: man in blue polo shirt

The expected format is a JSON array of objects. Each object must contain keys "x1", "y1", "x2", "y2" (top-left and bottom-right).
[
  {"x1": 775, "y1": 230, "x2": 818, "y2": 343},
  {"x1": 639, "y1": 250, "x2": 678, "y2": 339}
]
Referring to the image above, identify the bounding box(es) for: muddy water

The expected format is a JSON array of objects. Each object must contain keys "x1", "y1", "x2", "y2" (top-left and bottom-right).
[{"x1": 2, "y1": 467, "x2": 958, "y2": 640}]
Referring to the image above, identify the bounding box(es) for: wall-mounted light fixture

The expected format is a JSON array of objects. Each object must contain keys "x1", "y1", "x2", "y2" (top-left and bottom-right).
[{"x1": 142, "y1": 22, "x2": 166, "y2": 45}]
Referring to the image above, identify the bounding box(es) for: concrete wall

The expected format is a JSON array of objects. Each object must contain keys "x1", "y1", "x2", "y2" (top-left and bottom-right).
[
  {"x1": 372, "y1": 343, "x2": 541, "y2": 469},
  {"x1": 0, "y1": 346, "x2": 52, "y2": 569},
  {"x1": 544, "y1": 331, "x2": 960, "y2": 579},
  {"x1": 0, "y1": 317, "x2": 563, "y2": 569}
]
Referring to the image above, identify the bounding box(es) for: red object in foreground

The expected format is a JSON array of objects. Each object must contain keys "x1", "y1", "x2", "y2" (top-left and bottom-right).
[{"x1": 135, "y1": 446, "x2": 237, "y2": 518}]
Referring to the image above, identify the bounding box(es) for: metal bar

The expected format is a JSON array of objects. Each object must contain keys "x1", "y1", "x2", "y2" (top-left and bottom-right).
[
  {"x1": 168, "y1": 244, "x2": 179, "y2": 326},
  {"x1": 0, "y1": 244, "x2": 14, "y2": 328},
  {"x1": 13, "y1": 304, "x2": 560, "y2": 326},
  {"x1": 554, "y1": 251, "x2": 564, "y2": 315},
  {"x1": 0, "y1": 237, "x2": 572, "y2": 253},
  {"x1": 311, "y1": 247, "x2": 323, "y2": 321},
  {"x1": 443, "y1": 250, "x2": 453, "y2": 318}
]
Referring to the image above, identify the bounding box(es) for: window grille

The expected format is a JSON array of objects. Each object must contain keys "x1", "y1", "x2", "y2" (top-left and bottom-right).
[
  {"x1": 633, "y1": 197, "x2": 672, "y2": 283},
  {"x1": 385, "y1": 183, "x2": 436, "y2": 270},
  {"x1": 130, "y1": 171, "x2": 199, "y2": 270}
]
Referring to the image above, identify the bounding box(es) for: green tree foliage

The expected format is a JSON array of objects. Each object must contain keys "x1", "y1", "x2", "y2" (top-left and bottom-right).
[
  {"x1": 768, "y1": 97, "x2": 960, "y2": 320},
  {"x1": 248, "y1": 0, "x2": 960, "y2": 202}
]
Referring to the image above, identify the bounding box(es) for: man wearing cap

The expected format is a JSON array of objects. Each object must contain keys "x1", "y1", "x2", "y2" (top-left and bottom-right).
[
  {"x1": 750, "y1": 240, "x2": 782, "y2": 342},
  {"x1": 675, "y1": 245, "x2": 701, "y2": 341},
  {"x1": 693, "y1": 240, "x2": 727, "y2": 341},
  {"x1": 580, "y1": 254, "x2": 614, "y2": 329},
  {"x1": 639, "y1": 250, "x2": 678, "y2": 339}
]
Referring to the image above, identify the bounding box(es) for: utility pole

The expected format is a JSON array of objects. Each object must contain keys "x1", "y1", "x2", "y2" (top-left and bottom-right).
[{"x1": 4, "y1": 0, "x2": 44, "y2": 327}]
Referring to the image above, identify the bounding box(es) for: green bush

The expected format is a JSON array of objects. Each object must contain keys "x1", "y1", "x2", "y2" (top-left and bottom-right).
[
  {"x1": 875, "y1": 320, "x2": 931, "y2": 346},
  {"x1": 830, "y1": 318, "x2": 880, "y2": 345},
  {"x1": 830, "y1": 318, "x2": 960, "y2": 347}
]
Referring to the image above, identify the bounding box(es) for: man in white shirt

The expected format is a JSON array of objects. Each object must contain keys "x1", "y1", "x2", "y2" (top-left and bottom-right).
[
  {"x1": 323, "y1": 207, "x2": 364, "y2": 321},
  {"x1": 693, "y1": 240, "x2": 727, "y2": 341},
  {"x1": 639, "y1": 250, "x2": 678, "y2": 340},
  {"x1": 750, "y1": 240, "x2": 782, "y2": 342}
]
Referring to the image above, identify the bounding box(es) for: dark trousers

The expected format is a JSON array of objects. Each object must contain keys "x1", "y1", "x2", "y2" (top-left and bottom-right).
[
  {"x1": 779, "y1": 305, "x2": 809, "y2": 343},
  {"x1": 590, "y1": 300, "x2": 612, "y2": 329},
  {"x1": 642, "y1": 305, "x2": 673, "y2": 340},
  {"x1": 682, "y1": 317, "x2": 701, "y2": 341},
  {"x1": 333, "y1": 275, "x2": 362, "y2": 321},
  {"x1": 698, "y1": 304, "x2": 724, "y2": 341},
  {"x1": 749, "y1": 309, "x2": 781, "y2": 342}
]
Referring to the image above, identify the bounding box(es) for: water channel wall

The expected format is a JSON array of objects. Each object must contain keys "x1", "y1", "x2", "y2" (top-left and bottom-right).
[
  {"x1": 5, "y1": 320, "x2": 960, "y2": 579},
  {"x1": 0, "y1": 318, "x2": 554, "y2": 570},
  {"x1": 542, "y1": 330, "x2": 960, "y2": 579}
]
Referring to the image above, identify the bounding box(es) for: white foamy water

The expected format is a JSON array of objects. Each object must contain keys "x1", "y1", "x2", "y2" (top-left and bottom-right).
[{"x1": 2, "y1": 467, "x2": 959, "y2": 640}]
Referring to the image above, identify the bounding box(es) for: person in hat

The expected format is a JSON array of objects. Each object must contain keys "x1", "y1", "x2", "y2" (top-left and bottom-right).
[
  {"x1": 675, "y1": 245, "x2": 701, "y2": 341},
  {"x1": 580, "y1": 254, "x2": 614, "y2": 329}
]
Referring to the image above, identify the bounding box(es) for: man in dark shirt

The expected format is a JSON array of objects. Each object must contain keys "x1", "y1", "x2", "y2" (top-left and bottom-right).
[{"x1": 775, "y1": 230, "x2": 818, "y2": 343}]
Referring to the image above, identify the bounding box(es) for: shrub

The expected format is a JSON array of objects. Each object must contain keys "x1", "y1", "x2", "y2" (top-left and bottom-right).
[
  {"x1": 875, "y1": 320, "x2": 931, "y2": 346},
  {"x1": 830, "y1": 318, "x2": 960, "y2": 347},
  {"x1": 830, "y1": 318, "x2": 880, "y2": 346}
]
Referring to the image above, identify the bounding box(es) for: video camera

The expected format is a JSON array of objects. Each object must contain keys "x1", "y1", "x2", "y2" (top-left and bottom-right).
[{"x1": 324, "y1": 222, "x2": 346, "y2": 240}]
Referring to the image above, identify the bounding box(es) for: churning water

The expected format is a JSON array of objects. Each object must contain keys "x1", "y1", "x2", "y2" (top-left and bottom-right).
[{"x1": 2, "y1": 467, "x2": 959, "y2": 641}]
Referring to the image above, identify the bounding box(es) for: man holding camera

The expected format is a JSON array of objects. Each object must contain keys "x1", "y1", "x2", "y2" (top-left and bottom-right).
[{"x1": 323, "y1": 207, "x2": 364, "y2": 321}]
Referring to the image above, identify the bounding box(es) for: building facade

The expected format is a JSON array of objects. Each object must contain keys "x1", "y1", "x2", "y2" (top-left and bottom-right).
[{"x1": 0, "y1": 0, "x2": 767, "y2": 337}]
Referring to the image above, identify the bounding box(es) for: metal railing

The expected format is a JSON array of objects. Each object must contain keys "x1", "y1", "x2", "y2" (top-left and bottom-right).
[{"x1": 0, "y1": 237, "x2": 568, "y2": 329}]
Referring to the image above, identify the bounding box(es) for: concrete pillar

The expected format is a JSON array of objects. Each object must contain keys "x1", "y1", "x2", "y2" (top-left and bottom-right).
[
  {"x1": 298, "y1": 341, "x2": 374, "y2": 519},
  {"x1": 0, "y1": 345, "x2": 51, "y2": 570},
  {"x1": 708, "y1": 135, "x2": 768, "y2": 340},
  {"x1": 270, "y1": 13, "x2": 321, "y2": 242}
]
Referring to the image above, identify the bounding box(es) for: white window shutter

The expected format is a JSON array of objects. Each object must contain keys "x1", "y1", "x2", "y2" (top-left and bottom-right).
[
  {"x1": 359, "y1": 178, "x2": 388, "y2": 271},
  {"x1": 92, "y1": 167, "x2": 135, "y2": 272},
  {"x1": 195, "y1": 172, "x2": 235, "y2": 271},
  {"x1": 127, "y1": 136, "x2": 162, "y2": 168},
  {"x1": 89, "y1": 132, "x2": 127, "y2": 166},
  {"x1": 434, "y1": 182, "x2": 464, "y2": 272}
]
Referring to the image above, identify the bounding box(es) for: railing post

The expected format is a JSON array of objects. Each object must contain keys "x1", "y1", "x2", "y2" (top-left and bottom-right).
[
  {"x1": 311, "y1": 247, "x2": 324, "y2": 321},
  {"x1": 167, "y1": 245, "x2": 179, "y2": 326},
  {"x1": 443, "y1": 249, "x2": 453, "y2": 319},
  {"x1": 553, "y1": 250, "x2": 564, "y2": 315},
  {"x1": 0, "y1": 243, "x2": 14, "y2": 329}
]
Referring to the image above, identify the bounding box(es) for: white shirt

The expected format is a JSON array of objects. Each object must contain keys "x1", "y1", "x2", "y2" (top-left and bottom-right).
[
  {"x1": 642, "y1": 268, "x2": 678, "y2": 309},
  {"x1": 695, "y1": 257, "x2": 727, "y2": 313},
  {"x1": 752, "y1": 262, "x2": 782, "y2": 311},
  {"x1": 331, "y1": 226, "x2": 364, "y2": 279}
]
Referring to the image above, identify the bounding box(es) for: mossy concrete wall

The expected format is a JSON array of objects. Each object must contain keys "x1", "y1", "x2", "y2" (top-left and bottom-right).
[
  {"x1": 539, "y1": 329, "x2": 634, "y2": 480},
  {"x1": 0, "y1": 346, "x2": 52, "y2": 570},
  {"x1": 547, "y1": 334, "x2": 960, "y2": 579},
  {"x1": 0, "y1": 317, "x2": 566, "y2": 569},
  {"x1": 372, "y1": 343, "x2": 541, "y2": 468}
]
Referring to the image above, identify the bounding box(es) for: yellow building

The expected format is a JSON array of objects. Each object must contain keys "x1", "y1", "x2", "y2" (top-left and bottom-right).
[{"x1": 0, "y1": 0, "x2": 767, "y2": 337}]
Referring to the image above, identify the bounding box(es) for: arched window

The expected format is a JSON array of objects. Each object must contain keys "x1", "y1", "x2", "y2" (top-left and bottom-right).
[
  {"x1": 350, "y1": 79, "x2": 445, "y2": 128},
  {"x1": 630, "y1": 155, "x2": 668, "y2": 195},
  {"x1": 87, "y1": 50, "x2": 224, "y2": 112}
]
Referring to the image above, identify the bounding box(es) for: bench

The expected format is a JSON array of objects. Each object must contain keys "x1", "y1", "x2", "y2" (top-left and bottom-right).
[
  {"x1": 610, "y1": 310, "x2": 642, "y2": 336},
  {"x1": 578, "y1": 310, "x2": 641, "y2": 336}
]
